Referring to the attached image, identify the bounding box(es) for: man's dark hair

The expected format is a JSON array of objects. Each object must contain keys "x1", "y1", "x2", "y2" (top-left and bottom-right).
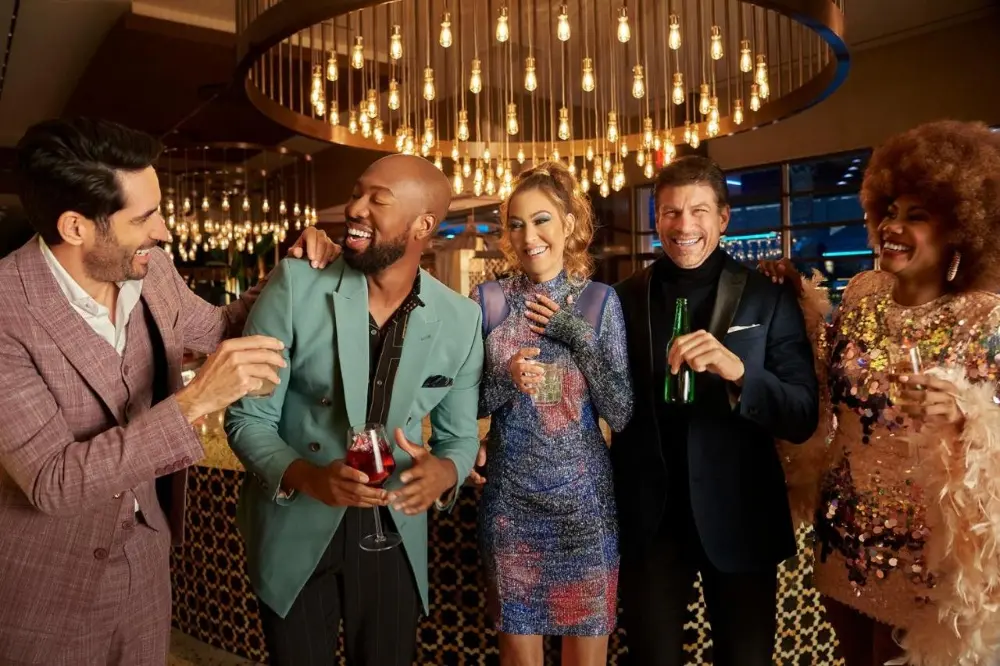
[
  {"x1": 16, "y1": 117, "x2": 163, "y2": 245},
  {"x1": 653, "y1": 155, "x2": 730, "y2": 209}
]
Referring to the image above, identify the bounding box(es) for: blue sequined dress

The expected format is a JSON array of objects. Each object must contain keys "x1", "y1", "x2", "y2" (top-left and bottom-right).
[{"x1": 472, "y1": 271, "x2": 633, "y2": 636}]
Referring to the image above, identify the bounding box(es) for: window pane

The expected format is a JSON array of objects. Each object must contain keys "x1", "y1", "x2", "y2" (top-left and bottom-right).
[
  {"x1": 725, "y1": 166, "x2": 782, "y2": 198},
  {"x1": 729, "y1": 201, "x2": 781, "y2": 234},
  {"x1": 791, "y1": 223, "x2": 871, "y2": 259},
  {"x1": 790, "y1": 193, "x2": 863, "y2": 226},
  {"x1": 789, "y1": 152, "x2": 870, "y2": 193}
]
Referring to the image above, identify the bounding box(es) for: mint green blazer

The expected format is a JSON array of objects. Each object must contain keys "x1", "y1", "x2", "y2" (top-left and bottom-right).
[{"x1": 224, "y1": 257, "x2": 483, "y2": 618}]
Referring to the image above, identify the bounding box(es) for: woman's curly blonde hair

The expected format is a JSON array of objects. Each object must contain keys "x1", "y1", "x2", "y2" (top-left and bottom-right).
[
  {"x1": 861, "y1": 119, "x2": 1000, "y2": 293},
  {"x1": 499, "y1": 161, "x2": 596, "y2": 284}
]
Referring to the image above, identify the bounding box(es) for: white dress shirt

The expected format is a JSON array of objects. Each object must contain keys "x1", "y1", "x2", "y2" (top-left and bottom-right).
[{"x1": 39, "y1": 237, "x2": 144, "y2": 511}]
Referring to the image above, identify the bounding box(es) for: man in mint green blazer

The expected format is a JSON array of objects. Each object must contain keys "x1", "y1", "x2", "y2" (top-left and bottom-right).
[{"x1": 225, "y1": 155, "x2": 483, "y2": 666}]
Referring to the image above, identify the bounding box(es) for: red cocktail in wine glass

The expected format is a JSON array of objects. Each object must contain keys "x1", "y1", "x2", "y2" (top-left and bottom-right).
[{"x1": 345, "y1": 423, "x2": 401, "y2": 552}]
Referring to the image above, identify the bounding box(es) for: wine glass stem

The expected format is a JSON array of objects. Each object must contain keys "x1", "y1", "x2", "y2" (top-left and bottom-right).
[{"x1": 371, "y1": 506, "x2": 387, "y2": 543}]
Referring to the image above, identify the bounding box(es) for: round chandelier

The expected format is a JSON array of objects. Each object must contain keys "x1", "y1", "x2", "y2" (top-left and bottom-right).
[
  {"x1": 235, "y1": 0, "x2": 847, "y2": 199},
  {"x1": 159, "y1": 142, "x2": 318, "y2": 264}
]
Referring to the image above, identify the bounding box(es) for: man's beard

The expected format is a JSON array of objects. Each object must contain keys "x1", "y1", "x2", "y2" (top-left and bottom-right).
[
  {"x1": 83, "y1": 227, "x2": 148, "y2": 282},
  {"x1": 342, "y1": 228, "x2": 409, "y2": 275}
]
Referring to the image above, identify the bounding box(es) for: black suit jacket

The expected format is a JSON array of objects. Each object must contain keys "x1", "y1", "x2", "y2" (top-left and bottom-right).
[{"x1": 612, "y1": 255, "x2": 818, "y2": 572}]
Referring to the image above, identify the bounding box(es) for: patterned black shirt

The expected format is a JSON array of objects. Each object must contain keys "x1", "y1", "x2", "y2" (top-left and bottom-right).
[{"x1": 366, "y1": 273, "x2": 424, "y2": 425}]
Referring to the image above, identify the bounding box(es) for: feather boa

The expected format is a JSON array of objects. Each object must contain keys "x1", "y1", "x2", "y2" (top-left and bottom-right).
[
  {"x1": 897, "y1": 366, "x2": 1000, "y2": 666},
  {"x1": 777, "y1": 270, "x2": 835, "y2": 529}
]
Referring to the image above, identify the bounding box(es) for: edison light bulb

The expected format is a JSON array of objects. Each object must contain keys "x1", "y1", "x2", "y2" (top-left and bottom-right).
[
  {"x1": 423, "y1": 67, "x2": 436, "y2": 101},
  {"x1": 517, "y1": 148, "x2": 525, "y2": 164},
  {"x1": 581, "y1": 57, "x2": 595, "y2": 92},
  {"x1": 326, "y1": 52, "x2": 338, "y2": 81},
  {"x1": 457, "y1": 109, "x2": 470, "y2": 141},
  {"x1": 366, "y1": 88, "x2": 378, "y2": 118},
  {"x1": 607, "y1": 111, "x2": 618, "y2": 143},
  {"x1": 600, "y1": 180, "x2": 610, "y2": 198},
  {"x1": 672, "y1": 72, "x2": 684, "y2": 105},
  {"x1": 580, "y1": 168, "x2": 590, "y2": 191},
  {"x1": 279, "y1": 200, "x2": 287, "y2": 216},
  {"x1": 360, "y1": 107, "x2": 371, "y2": 137},
  {"x1": 463, "y1": 157, "x2": 471, "y2": 178},
  {"x1": 739, "y1": 39, "x2": 752, "y2": 72},
  {"x1": 470, "y1": 58, "x2": 482, "y2": 94},
  {"x1": 551, "y1": 147, "x2": 560, "y2": 161},
  {"x1": 388, "y1": 79, "x2": 400, "y2": 110},
  {"x1": 632, "y1": 64, "x2": 645, "y2": 99},
  {"x1": 709, "y1": 97, "x2": 720, "y2": 125},
  {"x1": 558, "y1": 107, "x2": 570, "y2": 140},
  {"x1": 755, "y1": 54, "x2": 768, "y2": 86},
  {"x1": 439, "y1": 12, "x2": 452, "y2": 47},
  {"x1": 683, "y1": 121, "x2": 693, "y2": 145},
  {"x1": 603, "y1": 154, "x2": 612, "y2": 173},
  {"x1": 390, "y1": 25, "x2": 402, "y2": 61},
  {"x1": 348, "y1": 110, "x2": 358, "y2": 134},
  {"x1": 374, "y1": 119, "x2": 385, "y2": 144},
  {"x1": 242, "y1": 195, "x2": 250, "y2": 213},
  {"x1": 452, "y1": 171, "x2": 464, "y2": 194},
  {"x1": 733, "y1": 99, "x2": 745, "y2": 125},
  {"x1": 423, "y1": 117, "x2": 435, "y2": 146},
  {"x1": 567, "y1": 161, "x2": 575, "y2": 176},
  {"x1": 636, "y1": 149, "x2": 646, "y2": 167},
  {"x1": 483, "y1": 144, "x2": 491, "y2": 162},
  {"x1": 690, "y1": 130, "x2": 700, "y2": 149},
  {"x1": 750, "y1": 83, "x2": 761, "y2": 111},
  {"x1": 434, "y1": 152, "x2": 443, "y2": 170},
  {"x1": 707, "y1": 117, "x2": 719, "y2": 138},
  {"x1": 593, "y1": 163, "x2": 604, "y2": 184},
  {"x1": 496, "y1": 7, "x2": 509, "y2": 43},
  {"x1": 524, "y1": 56, "x2": 537, "y2": 91},
  {"x1": 643, "y1": 117, "x2": 654, "y2": 147},
  {"x1": 585, "y1": 144, "x2": 594, "y2": 162},
  {"x1": 485, "y1": 174, "x2": 496, "y2": 196},
  {"x1": 557, "y1": 5, "x2": 570, "y2": 41},
  {"x1": 644, "y1": 160, "x2": 655, "y2": 179},
  {"x1": 351, "y1": 36, "x2": 364, "y2": 69},
  {"x1": 654, "y1": 134, "x2": 662, "y2": 151},
  {"x1": 710, "y1": 26, "x2": 724, "y2": 60},
  {"x1": 617, "y1": 7, "x2": 630, "y2": 43},
  {"x1": 619, "y1": 140, "x2": 628, "y2": 159},
  {"x1": 221, "y1": 194, "x2": 230, "y2": 212},
  {"x1": 507, "y1": 102, "x2": 519, "y2": 135},
  {"x1": 668, "y1": 14, "x2": 681, "y2": 50},
  {"x1": 699, "y1": 83, "x2": 710, "y2": 115},
  {"x1": 451, "y1": 145, "x2": 459, "y2": 161},
  {"x1": 664, "y1": 140, "x2": 676, "y2": 161},
  {"x1": 760, "y1": 78, "x2": 770, "y2": 100}
]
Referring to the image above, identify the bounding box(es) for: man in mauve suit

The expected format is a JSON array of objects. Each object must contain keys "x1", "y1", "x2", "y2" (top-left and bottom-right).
[{"x1": 0, "y1": 117, "x2": 338, "y2": 665}]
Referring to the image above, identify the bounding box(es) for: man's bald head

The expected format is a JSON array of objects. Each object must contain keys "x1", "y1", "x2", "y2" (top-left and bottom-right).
[{"x1": 368, "y1": 154, "x2": 452, "y2": 231}]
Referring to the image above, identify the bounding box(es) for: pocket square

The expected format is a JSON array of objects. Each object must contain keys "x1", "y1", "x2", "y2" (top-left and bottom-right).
[
  {"x1": 727, "y1": 324, "x2": 761, "y2": 334},
  {"x1": 422, "y1": 375, "x2": 453, "y2": 388}
]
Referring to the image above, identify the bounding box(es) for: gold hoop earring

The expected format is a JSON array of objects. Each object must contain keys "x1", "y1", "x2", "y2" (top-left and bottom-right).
[{"x1": 946, "y1": 250, "x2": 961, "y2": 282}]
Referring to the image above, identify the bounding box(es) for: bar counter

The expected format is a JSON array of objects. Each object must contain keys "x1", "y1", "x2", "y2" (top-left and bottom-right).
[{"x1": 170, "y1": 415, "x2": 844, "y2": 665}]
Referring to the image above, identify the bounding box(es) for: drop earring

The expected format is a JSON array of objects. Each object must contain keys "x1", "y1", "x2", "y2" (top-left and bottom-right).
[{"x1": 946, "y1": 250, "x2": 961, "y2": 282}]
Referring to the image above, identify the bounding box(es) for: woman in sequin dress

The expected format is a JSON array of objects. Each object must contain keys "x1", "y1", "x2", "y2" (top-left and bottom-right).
[
  {"x1": 470, "y1": 162, "x2": 633, "y2": 666},
  {"x1": 763, "y1": 120, "x2": 1000, "y2": 666}
]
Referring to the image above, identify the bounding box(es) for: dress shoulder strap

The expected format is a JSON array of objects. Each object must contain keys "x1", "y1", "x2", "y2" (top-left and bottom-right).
[{"x1": 575, "y1": 281, "x2": 612, "y2": 336}]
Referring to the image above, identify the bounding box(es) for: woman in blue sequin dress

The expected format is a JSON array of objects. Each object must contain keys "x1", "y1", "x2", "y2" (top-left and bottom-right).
[{"x1": 470, "y1": 162, "x2": 633, "y2": 665}]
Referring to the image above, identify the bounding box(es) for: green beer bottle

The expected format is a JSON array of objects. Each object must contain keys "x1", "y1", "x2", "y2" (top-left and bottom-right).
[{"x1": 664, "y1": 297, "x2": 695, "y2": 404}]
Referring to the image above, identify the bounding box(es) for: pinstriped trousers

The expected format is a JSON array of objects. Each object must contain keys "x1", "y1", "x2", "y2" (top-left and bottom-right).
[{"x1": 259, "y1": 507, "x2": 422, "y2": 666}]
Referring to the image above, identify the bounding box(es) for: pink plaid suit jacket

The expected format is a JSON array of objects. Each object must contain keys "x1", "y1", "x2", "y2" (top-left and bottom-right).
[{"x1": 0, "y1": 239, "x2": 258, "y2": 660}]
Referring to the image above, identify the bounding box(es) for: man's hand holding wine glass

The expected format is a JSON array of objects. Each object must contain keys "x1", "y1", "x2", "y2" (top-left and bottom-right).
[
  {"x1": 389, "y1": 428, "x2": 459, "y2": 516},
  {"x1": 281, "y1": 459, "x2": 390, "y2": 507},
  {"x1": 668, "y1": 330, "x2": 746, "y2": 386}
]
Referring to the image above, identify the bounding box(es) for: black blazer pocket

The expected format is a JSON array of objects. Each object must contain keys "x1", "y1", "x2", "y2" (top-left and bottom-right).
[{"x1": 422, "y1": 375, "x2": 454, "y2": 388}]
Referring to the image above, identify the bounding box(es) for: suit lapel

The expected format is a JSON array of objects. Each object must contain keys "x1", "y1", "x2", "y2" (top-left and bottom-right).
[
  {"x1": 708, "y1": 256, "x2": 749, "y2": 342},
  {"x1": 332, "y1": 263, "x2": 371, "y2": 428},
  {"x1": 386, "y1": 280, "x2": 439, "y2": 432},
  {"x1": 17, "y1": 240, "x2": 125, "y2": 421},
  {"x1": 141, "y1": 271, "x2": 183, "y2": 393}
]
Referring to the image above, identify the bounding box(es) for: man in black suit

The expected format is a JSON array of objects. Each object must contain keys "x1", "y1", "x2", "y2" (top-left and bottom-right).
[{"x1": 613, "y1": 156, "x2": 819, "y2": 666}]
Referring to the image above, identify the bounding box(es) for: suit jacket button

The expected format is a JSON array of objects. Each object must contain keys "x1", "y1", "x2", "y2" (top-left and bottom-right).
[
  {"x1": 113, "y1": 493, "x2": 122, "y2": 499},
  {"x1": 309, "y1": 442, "x2": 321, "y2": 452},
  {"x1": 93, "y1": 548, "x2": 108, "y2": 560},
  {"x1": 320, "y1": 397, "x2": 331, "y2": 406},
  {"x1": 181, "y1": 456, "x2": 192, "y2": 466}
]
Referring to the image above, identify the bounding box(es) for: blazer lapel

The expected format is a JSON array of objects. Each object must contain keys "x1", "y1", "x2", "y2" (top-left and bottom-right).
[
  {"x1": 386, "y1": 278, "x2": 439, "y2": 433},
  {"x1": 708, "y1": 256, "x2": 749, "y2": 342},
  {"x1": 332, "y1": 263, "x2": 371, "y2": 428},
  {"x1": 17, "y1": 240, "x2": 125, "y2": 421},
  {"x1": 140, "y1": 270, "x2": 183, "y2": 393}
]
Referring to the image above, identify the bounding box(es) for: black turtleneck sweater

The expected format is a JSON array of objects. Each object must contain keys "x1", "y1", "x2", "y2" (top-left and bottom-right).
[{"x1": 651, "y1": 248, "x2": 727, "y2": 529}]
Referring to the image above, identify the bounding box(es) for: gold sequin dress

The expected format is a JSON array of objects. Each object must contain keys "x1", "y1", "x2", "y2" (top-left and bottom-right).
[{"x1": 791, "y1": 270, "x2": 1000, "y2": 666}]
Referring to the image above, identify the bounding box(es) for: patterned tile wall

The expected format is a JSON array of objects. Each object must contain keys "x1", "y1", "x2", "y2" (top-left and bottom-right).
[{"x1": 170, "y1": 466, "x2": 843, "y2": 665}]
